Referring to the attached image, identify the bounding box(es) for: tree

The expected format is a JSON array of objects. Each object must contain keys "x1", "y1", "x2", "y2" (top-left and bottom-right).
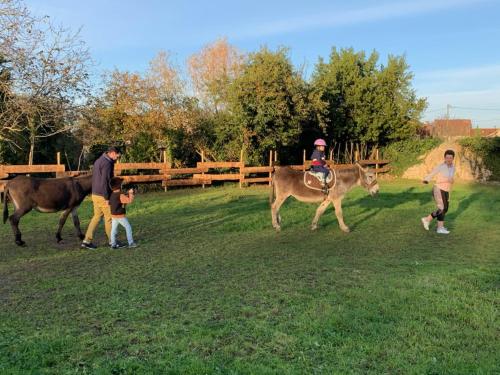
[
  {"x1": 80, "y1": 51, "x2": 199, "y2": 165},
  {"x1": 228, "y1": 47, "x2": 310, "y2": 164},
  {"x1": 311, "y1": 47, "x2": 426, "y2": 147},
  {"x1": 0, "y1": 0, "x2": 30, "y2": 149},
  {"x1": 0, "y1": 0, "x2": 92, "y2": 164},
  {"x1": 188, "y1": 38, "x2": 244, "y2": 113}
]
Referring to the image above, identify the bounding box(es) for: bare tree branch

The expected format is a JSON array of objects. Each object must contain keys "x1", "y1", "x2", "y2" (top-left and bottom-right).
[{"x1": 1, "y1": 0, "x2": 92, "y2": 163}]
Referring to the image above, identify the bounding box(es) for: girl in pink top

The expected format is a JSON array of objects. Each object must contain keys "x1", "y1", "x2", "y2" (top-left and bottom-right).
[{"x1": 421, "y1": 149, "x2": 455, "y2": 234}]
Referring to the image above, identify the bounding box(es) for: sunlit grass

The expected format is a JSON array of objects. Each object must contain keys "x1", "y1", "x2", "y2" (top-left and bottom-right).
[{"x1": 0, "y1": 180, "x2": 498, "y2": 374}]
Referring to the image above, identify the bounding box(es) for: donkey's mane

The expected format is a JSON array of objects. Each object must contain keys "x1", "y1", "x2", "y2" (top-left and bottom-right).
[{"x1": 336, "y1": 167, "x2": 359, "y2": 174}]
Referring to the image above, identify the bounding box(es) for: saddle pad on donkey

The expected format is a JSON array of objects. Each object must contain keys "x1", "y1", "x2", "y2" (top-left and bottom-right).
[{"x1": 304, "y1": 170, "x2": 335, "y2": 191}]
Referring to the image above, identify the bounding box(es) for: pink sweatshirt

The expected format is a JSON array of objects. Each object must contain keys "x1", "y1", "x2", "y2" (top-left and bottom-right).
[{"x1": 424, "y1": 163, "x2": 455, "y2": 192}]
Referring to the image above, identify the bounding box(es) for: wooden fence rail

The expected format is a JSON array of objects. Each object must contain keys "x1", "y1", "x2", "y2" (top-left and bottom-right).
[
  {"x1": 0, "y1": 161, "x2": 66, "y2": 192},
  {"x1": 0, "y1": 164, "x2": 65, "y2": 174},
  {"x1": 0, "y1": 150, "x2": 390, "y2": 192}
]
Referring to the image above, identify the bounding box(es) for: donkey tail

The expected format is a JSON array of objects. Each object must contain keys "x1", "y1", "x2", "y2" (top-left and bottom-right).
[{"x1": 3, "y1": 186, "x2": 8, "y2": 224}]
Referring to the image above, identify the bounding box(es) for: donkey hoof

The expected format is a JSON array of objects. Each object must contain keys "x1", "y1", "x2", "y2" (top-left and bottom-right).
[
  {"x1": 56, "y1": 237, "x2": 63, "y2": 243},
  {"x1": 15, "y1": 240, "x2": 26, "y2": 246},
  {"x1": 311, "y1": 225, "x2": 318, "y2": 231},
  {"x1": 341, "y1": 226, "x2": 350, "y2": 233},
  {"x1": 275, "y1": 226, "x2": 281, "y2": 233},
  {"x1": 78, "y1": 234, "x2": 85, "y2": 240}
]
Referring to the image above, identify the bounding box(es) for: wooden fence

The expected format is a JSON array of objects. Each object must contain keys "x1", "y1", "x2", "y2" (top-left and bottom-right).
[
  {"x1": 0, "y1": 150, "x2": 390, "y2": 192},
  {"x1": 0, "y1": 152, "x2": 66, "y2": 192}
]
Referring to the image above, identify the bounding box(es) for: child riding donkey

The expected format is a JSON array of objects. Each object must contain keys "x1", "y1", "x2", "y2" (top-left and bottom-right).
[{"x1": 310, "y1": 138, "x2": 331, "y2": 194}]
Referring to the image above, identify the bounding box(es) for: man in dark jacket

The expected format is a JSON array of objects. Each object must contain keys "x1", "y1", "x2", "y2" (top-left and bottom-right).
[{"x1": 81, "y1": 146, "x2": 121, "y2": 249}]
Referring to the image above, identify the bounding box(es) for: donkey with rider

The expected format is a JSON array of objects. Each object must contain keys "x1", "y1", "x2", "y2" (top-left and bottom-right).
[{"x1": 270, "y1": 139, "x2": 379, "y2": 232}]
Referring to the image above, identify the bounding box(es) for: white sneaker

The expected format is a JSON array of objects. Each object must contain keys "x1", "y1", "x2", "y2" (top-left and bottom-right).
[
  {"x1": 436, "y1": 227, "x2": 450, "y2": 234},
  {"x1": 421, "y1": 217, "x2": 430, "y2": 231}
]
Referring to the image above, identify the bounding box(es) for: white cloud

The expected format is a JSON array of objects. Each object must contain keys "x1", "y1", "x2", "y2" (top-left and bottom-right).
[
  {"x1": 417, "y1": 64, "x2": 500, "y2": 81},
  {"x1": 415, "y1": 64, "x2": 500, "y2": 94},
  {"x1": 234, "y1": 0, "x2": 487, "y2": 38}
]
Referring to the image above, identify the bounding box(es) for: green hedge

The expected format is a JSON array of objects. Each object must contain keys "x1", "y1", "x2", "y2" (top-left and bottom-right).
[
  {"x1": 459, "y1": 137, "x2": 500, "y2": 181},
  {"x1": 382, "y1": 138, "x2": 442, "y2": 176}
]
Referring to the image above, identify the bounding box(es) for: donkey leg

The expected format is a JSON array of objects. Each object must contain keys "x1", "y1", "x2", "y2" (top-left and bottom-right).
[
  {"x1": 9, "y1": 207, "x2": 31, "y2": 246},
  {"x1": 271, "y1": 196, "x2": 287, "y2": 231},
  {"x1": 311, "y1": 200, "x2": 331, "y2": 231},
  {"x1": 332, "y1": 198, "x2": 350, "y2": 233},
  {"x1": 71, "y1": 208, "x2": 85, "y2": 240},
  {"x1": 56, "y1": 209, "x2": 72, "y2": 243}
]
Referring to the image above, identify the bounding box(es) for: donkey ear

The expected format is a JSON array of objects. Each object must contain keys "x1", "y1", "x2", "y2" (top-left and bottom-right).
[{"x1": 355, "y1": 161, "x2": 368, "y2": 173}]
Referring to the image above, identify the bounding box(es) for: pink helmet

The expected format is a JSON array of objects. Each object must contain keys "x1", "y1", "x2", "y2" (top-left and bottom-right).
[{"x1": 314, "y1": 138, "x2": 327, "y2": 146}]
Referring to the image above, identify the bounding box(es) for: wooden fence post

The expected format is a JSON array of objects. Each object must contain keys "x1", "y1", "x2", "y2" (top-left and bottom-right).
[
  {"x1": 163, "y1": 150, "x2": 168, "y2": 192},
  {"x1": 201, "y1": 151, "x2": 205, "y2": 189},
  {"x1": 375, "y1": 148, "x2": 379, "y2": 178},
  {"x1": 56, "y1": 152, "x2": 62, "y2": 177},
  {"x1": 302, "y1": 149, "x2": 306, "y2": 171},
  {"x1": 268, "y1": 150, "x2": 273, "y2": 186},
  {"x1": 115, "y1": 157, "x2": 121, "y2": 177},
  {"x1": 239, "y1": 149, "x2": 244, "y2": 188}
]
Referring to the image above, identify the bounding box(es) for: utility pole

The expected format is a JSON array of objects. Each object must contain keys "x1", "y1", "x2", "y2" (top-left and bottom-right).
[{"x1": 446, "y1": 104, "x2": 451, "y2": 139}]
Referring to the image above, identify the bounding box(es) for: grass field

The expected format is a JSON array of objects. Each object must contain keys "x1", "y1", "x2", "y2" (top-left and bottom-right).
[{"x1": 0, "y1": 180, "x2": 498, "y2": 374}]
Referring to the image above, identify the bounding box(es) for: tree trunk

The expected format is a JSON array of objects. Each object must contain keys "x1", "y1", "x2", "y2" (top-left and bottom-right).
[
  {"x1": 28, "y1": 135, "x2": 35, "y2": 165},
  {"x1": 77, "y1": 148, "x2": 84, "y2": 171},
  {"x1": 28, "y1": 117, "x2": 36, "y2": 165}
]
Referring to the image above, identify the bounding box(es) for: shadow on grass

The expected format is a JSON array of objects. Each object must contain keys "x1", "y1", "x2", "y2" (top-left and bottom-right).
[
  {"x1": 445, "y1": 192, "x2": 482, "y2": 222},
  {"x1": 339, "y1": 188, "x2": 430, "y2": 230},
  {"x1": 4, "y1": 186, "x2": 486, "y2": 250},
  {"x1": 346, "y1": 187, "x2": 430, "y2": 210},
  {"x1": 346, "y1": 187, "x2": 484, "y2": 230}
]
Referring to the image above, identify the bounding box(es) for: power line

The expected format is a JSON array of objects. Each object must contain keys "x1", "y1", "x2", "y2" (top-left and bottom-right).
[
  {"x1": 425, "y1": 107, "x2": 447, "y2": 114},
  {"x1": 473, "y1": 118, "x2": 500, "y2": 123},
  {"x1": 451, "y1": 105, "x2": 500, "y2": 112}
]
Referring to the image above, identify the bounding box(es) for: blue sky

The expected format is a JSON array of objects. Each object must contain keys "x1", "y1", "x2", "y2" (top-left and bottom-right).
[{"x1": 27, "y1": 0, "x2": 500, "y2": 127}]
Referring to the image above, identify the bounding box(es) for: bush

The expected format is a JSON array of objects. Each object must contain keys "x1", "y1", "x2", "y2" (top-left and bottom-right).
[
  {"x1": 382, "y1": 138, "x2": 442, "y2": 176},
  {"x1": 459, "y1": 137, "x2": 500, "y2": 181}
]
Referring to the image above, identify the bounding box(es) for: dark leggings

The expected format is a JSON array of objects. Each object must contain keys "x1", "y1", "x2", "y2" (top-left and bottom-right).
[
  {"x1": 312, "y1": 165, "x2": 330, "y2": 180},
  {"x1": 431, "y1": 188, "x2": 449, "y2": 221}
]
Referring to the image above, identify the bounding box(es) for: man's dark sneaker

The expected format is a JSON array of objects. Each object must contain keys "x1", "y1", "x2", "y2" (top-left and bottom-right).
[
  {"x1": 109, "y1": 244, "x2": 120, "y2": 249},
  {"x1": 128, "y1": 242, "x2": 138, "y2": 248},
  {"x1": 81, "y1": 241, "x2": 97, "y2": 250}
]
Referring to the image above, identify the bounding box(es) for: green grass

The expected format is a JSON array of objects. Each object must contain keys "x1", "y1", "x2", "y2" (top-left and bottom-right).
[{"x1": 0, "y1": 181, "x2": 499, "y2": 374}]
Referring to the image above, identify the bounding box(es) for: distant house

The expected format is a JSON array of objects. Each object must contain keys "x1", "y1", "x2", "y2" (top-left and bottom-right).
[
  {"x1": 430, "y1": 119, "x2": 472, "y2": 137},
  {"x1": 478, "y1": 128, "x2": 500, "y2": 137},
  {"x1": 420, "y1": 119, "x2": 499, "y2": 138}
]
